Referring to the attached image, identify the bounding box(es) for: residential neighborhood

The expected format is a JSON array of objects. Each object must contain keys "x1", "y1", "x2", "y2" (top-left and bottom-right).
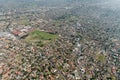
[{"x1": 0, "y1": 0, "x2": 120, "y2": 80}]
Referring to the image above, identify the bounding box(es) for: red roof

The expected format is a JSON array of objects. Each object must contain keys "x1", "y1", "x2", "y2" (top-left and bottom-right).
[{"x1": 12, "y1": 30, "x2": 22, "y2": 35}]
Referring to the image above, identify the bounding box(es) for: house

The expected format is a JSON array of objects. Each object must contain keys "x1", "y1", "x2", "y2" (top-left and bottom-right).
[{"x1": 12, "y1": 30, "x2": 22, "y2": 36}]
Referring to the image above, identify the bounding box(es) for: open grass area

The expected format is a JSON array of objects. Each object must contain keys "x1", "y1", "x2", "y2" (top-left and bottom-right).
[
  {"x1": 96, "y1": 53, "x2": 106, "y2": 63},
  {"x1": 25, "y1": 30, "x2": 58, "y2": 47},
  {"x1": 18, "y1": 19, "x2": 30, "y2": 26}
]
